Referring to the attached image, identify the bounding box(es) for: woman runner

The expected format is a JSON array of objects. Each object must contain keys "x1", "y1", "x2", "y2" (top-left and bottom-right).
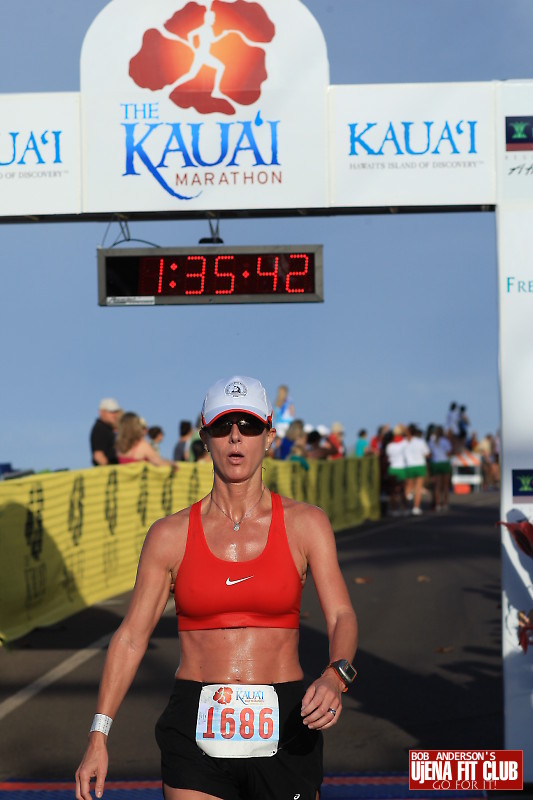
[{"x1": 75, "y1": 375, "x2": 358, "y2": 800}]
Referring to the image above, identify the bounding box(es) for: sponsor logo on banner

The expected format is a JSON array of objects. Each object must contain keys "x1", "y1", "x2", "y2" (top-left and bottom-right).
[
  {"x1": 0, "y1": 93, "x2": 80, "y2": 215},
  {"x1": 512, "y1": 469, "x2": 533, "y2": 502},
  {"x1": 503, "y1": 114, "x2": 533, "y2": 186},
  {"x1": 329, "y1": 84, "x2": 495, "y2": 207},
  {"x1": 506, "y1": 116, "x2": 533, "y2": 151},
  {"x1": 0, "y1": 129, "x2": 65, "y2": 175},
  {"x1": 81, "y1": 0, "x2": 328, "y2": 212},
  {"x1": 348, "y1": 118, "x2": 479, "y2": 161},
  {"x1": 346, "y1": 115, "x2": 486, "y2": 181},
  {"x1": 409, "y1": 750, "x2": 523, "y2": 791}
]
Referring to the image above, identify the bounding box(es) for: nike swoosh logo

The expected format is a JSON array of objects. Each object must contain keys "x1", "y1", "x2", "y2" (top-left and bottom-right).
[{"x1": 226, "y1": 576, "x2": 254, "y2": 586}]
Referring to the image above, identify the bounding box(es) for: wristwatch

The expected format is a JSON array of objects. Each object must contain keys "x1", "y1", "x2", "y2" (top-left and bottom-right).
[{"x1": 323, "y1": 659, "x2": 357, "y2": 691}]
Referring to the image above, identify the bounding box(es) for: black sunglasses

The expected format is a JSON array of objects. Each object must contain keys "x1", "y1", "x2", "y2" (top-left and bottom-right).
[{"x1": 206, "y1": 415, "x2": 269, "y2": 438}]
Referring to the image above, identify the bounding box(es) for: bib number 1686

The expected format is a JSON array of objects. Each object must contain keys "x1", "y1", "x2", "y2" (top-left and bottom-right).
[{"x1": 202, "y1": 706, "x2": 274, "y2": 740}]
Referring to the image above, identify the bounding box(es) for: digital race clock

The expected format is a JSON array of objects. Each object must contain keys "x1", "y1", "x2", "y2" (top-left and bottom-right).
[{"x1": 97, "y1": 245, "x2": 323, "y2": 306}]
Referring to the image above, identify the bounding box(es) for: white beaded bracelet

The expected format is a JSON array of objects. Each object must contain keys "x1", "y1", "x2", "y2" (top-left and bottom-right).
[{"x1": 90, "y1": 713, "x2": 113, "y2": 736}]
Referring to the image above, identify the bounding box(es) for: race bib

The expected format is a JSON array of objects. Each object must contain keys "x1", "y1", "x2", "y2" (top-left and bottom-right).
[{"x1": 195, "y1": 683, "x2": 279, "y2": 758}]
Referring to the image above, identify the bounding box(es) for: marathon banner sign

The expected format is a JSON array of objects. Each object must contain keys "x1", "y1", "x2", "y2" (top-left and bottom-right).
[{"x1": 409, "y1": 750, "x2": 523, "y2": 791}]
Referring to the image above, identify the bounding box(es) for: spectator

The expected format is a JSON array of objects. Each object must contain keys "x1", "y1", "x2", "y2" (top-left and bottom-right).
[
  {"x1": 370, "y1": 424, "x2": 389, "y2": 455},
  {"x1": 289, "y1": 433, "x2": 310, "y2": 470},
  {"x1": 277, "y1": 419, "x2": 305, "y2": 460},
  {"x1": 467, "y1": 430, "x2": 478, "y2": 452},
  {"x1": 188, "y1": 414, "x2": 204, "y2": 461},
  {"x1": 306, "y1": 430, "x2": 332, "y2": 460},
  {"x1": 147, "y1": 426, "x2": 164, "y2": 454},
  {"x1": 428, "y1": 425, "x2": 452, "y2": 511},
  {"x1": 173, "y1": 420, "x2": 193, "y2": 461},
  {"x1": 190, "y1": 438, "x2": 212, "y2": 464},
  {"x1": 458, "y1": 405, "x2": 469, "y2": 439},
  {"x1": 475, "y1": 433, "x2": 500, "y2": 489},
  {"x1": 445, "y1": 401, "x2": 463, "y2": 452},
  {"x1": 445, "y1": 402, "x2": 460, "y2": 437},
  {"x1": 116, "y1": 412, "x2": 176, "y2": 468},
  {"x1": 90, "y1": 398, "x2": 120, "y2": 466},
  {"x1": 273, "y1": 384, "x2": 295, "y2": 438},
  {"x1": 404, "y1": 424, "x2": 430, "y2": 515},
  {"x1": 354, "y1": 429, "x2": 370, "y2": 458},
  {"x1": 328, "y1": 422, "x2": 345, "y2": 459}
]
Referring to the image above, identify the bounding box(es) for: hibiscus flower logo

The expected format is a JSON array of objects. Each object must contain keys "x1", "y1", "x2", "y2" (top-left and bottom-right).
[
  {"x1": 213, "y1": 686, "x2": 234, "y2": 704},
  {"x1": 129, "y1": 0, "x2": 276, "y2": 116}
]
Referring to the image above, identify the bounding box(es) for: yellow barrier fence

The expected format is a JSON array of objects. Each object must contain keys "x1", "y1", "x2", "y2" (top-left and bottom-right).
[{"x1": 0, "y1": 458, "x2": 379, "y2": 644}]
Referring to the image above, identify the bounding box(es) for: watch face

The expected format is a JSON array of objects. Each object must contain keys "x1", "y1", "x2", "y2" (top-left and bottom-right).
[{"x1": 338, "y1": 660, "x2": 357, "y2": 683}]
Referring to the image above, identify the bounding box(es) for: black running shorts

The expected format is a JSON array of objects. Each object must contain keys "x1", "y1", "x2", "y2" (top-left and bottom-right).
[{"x1": 155, "y1": 679, "x2": 323, "y2": 800}]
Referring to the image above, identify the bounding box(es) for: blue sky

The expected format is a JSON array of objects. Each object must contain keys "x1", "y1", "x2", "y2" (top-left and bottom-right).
[{"x1": 1, "y1": 0, "x2": 526, "y2": 472}]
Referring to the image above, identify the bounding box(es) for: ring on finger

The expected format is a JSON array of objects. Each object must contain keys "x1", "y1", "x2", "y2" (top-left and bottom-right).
[{"x1": 327, "y1": 707, "x2": 336, "y2": 717}]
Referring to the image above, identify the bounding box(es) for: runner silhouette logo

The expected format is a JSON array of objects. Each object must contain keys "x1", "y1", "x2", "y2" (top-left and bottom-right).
[
  {"x1": 129, "y1": 0, "x2": 276, "y2": 116},
  {"x1": 213, "y1": 686, "x2": 234, "y2": 704}
]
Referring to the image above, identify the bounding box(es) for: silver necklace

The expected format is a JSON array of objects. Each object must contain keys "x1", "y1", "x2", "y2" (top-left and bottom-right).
[{"x1": 210, "y1": 485, "x2": 265, "y2": 531}]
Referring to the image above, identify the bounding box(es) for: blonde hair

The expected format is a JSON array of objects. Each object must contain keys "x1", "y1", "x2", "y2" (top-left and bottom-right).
[
  {"x1": 116, "y1": 412, "x2": 144, "y2": 454},
  {"x1": 274, "y1": 385, "x2": 289, "y2": 408},
  {"x1": 285, "y1": 419, "x2": 304, "y2": 442}
]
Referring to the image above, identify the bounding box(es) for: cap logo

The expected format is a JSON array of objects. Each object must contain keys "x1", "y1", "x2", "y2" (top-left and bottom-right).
[{"x1": 224, "y1": 380, "x2": 247, "y2": 398}]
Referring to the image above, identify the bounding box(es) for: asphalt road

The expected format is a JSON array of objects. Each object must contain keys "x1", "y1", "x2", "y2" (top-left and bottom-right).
[{"x1": 0, "y1": 490, "x2": 503, "y2": 781}]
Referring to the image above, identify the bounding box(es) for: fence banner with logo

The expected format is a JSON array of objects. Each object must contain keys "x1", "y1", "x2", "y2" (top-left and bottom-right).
[
  {"x1": 0, "y1": 457, "x2": 379, "y2": 644},
  {"x1": 80, "y1": 0, "x2": 329, "y2": 213},
  {"x1": 0, "y1": 93, "x2": 81, "y2": 217},
  {"x1": 496, "y1": 204, "x2": 533, "y2": 779},
  {"x1": 328, "y1": 82, "x2": 496, "y2": 209}
]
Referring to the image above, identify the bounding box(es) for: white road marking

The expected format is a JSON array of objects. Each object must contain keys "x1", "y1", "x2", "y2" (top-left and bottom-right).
[
  {"x1": 0, "y1": 633, "x2": 112, "y2": 723},
  {"x1": 0, "y1": 598, "x2": 176, "y2": 723}
]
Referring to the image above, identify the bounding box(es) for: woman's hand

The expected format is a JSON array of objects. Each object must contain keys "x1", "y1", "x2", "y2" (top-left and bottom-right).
[
  {"x1": 300, "y1": 671, "x2": 344, "y2": 730},
  {"x1": 75, "y1": 733, "x2": 109, "y2": 800}
]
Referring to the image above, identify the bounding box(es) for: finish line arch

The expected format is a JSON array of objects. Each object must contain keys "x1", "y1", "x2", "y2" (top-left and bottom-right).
[{"x1": 0, "y1": 0, "x2": 531, "y2": 778}]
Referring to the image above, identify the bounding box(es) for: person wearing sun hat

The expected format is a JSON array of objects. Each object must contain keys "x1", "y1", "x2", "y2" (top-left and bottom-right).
[
  {"x1": 76, "y1": 374, "x2": 358, "y2": 800},
  {"x1": 89, "y1": 398, "x2": 121, "y2": 466}
]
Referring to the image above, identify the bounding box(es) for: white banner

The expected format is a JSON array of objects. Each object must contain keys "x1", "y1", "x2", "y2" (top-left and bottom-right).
[
  {"x1": 80, "y1": 0, "x2": 329, "y2": 213},
  {"x1": 496, "y1": 80, "x2": 533, "y2": 204},
  {"x1": 496, "y1": 204, "x2": 533, "y2": 780},
  {"x1": 0, "y1": 93, "x2": 81, "y2": 216},
  {"x1": 328, "y1": 82, "x2": 496, "y2": 208}
]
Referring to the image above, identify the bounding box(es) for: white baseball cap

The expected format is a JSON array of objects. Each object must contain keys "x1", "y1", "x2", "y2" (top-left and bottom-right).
[
  {"x1": 201, "y1": 376, "x2": 273, "y2": 427},
  {"x1": 99, "y1": 397, "x2": 120, "y2": 412}
]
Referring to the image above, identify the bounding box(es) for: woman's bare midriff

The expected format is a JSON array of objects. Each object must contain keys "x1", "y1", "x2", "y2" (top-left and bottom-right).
[{"x1": 175, "y1": 627, "x2": 303, "y2": 683}]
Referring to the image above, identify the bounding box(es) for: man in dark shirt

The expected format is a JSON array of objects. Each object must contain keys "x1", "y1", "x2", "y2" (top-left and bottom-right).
[
  {"x1": 90, "y1": 398, "x2": 120, "y2": 466},
  {"x1": 173, "y1": 420, "x2": 193, "y2": 461}
]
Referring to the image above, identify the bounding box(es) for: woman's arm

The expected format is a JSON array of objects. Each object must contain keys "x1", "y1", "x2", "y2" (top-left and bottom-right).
[
  {"x1": 296, "y1": 505, "x2": 358, "y2": 730},
  {"x1": 138, "y1": 440, "x2": 177, "y2": 469},
  {"x1": 75, "y1": 516, "x2": 180, "y2": 800}
]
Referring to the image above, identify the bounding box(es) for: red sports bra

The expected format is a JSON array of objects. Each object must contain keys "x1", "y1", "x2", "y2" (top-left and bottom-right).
[{"x1": 174, "y1": 492, "x2": 303, "y2": 631}]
